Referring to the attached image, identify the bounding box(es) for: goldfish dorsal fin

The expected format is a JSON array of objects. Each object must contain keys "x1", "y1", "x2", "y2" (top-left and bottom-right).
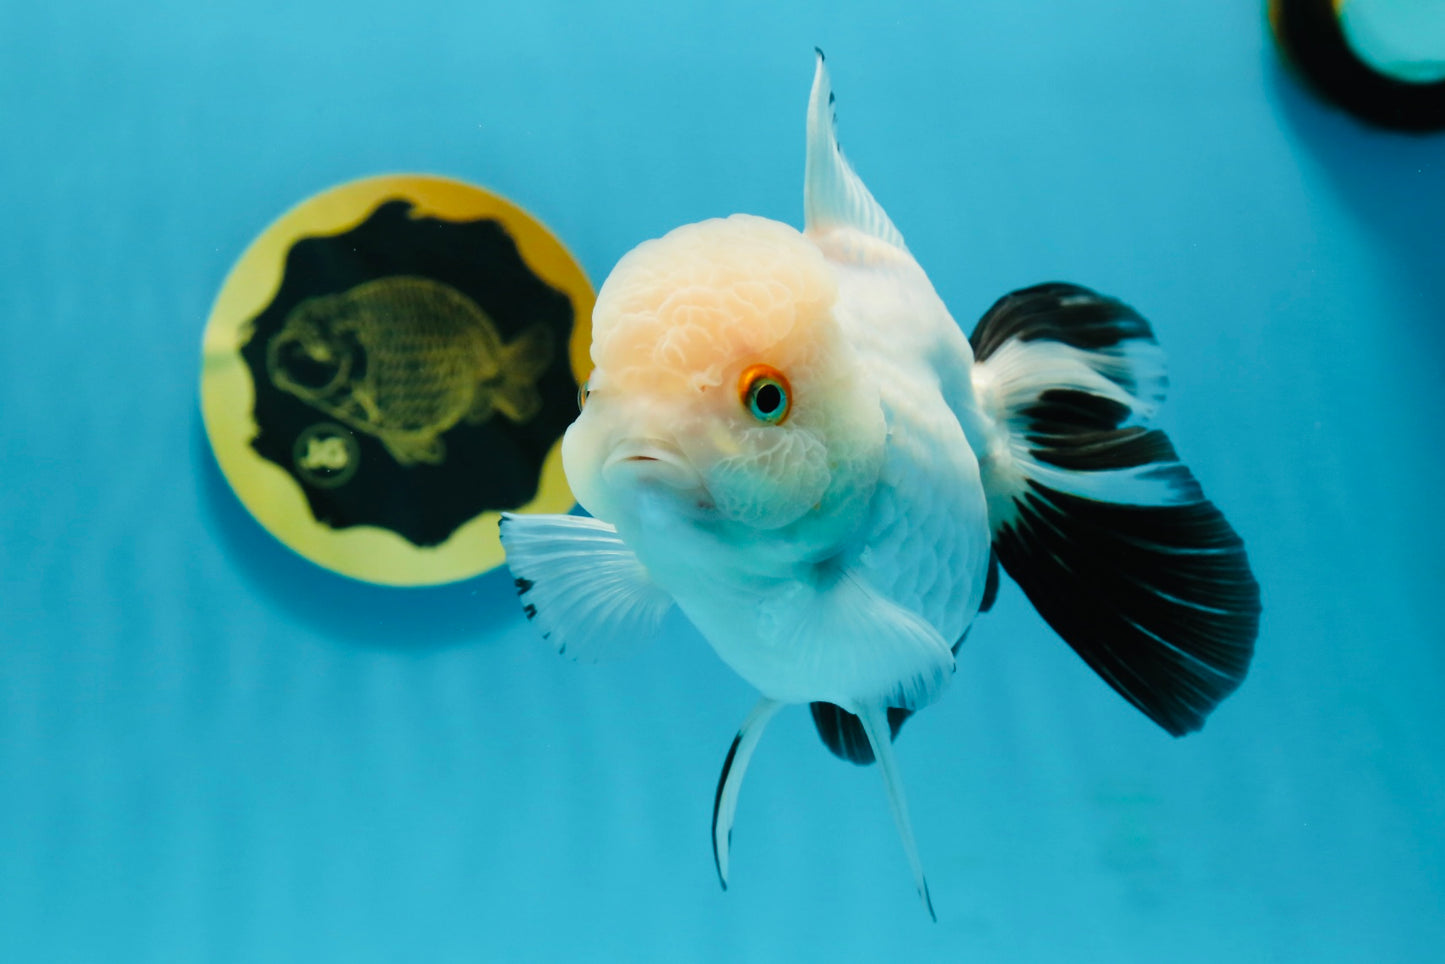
[
  {"x1": 499, "y1": 513, "x2": 675, "y2": 662},
  {"x1": 804, "y1": 50, "x2": 907, "y2": 253}
]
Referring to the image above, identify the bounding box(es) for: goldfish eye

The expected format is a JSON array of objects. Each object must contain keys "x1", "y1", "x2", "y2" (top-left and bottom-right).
[
  {"x1": 577, "y1": 379, "x2": 590, "y2": 411},
  {"x1": 739, "y1": 364, "x2": 791, "y2": 425}
]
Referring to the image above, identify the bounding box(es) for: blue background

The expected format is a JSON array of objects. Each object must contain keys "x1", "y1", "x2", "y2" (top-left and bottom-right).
[{"x1": 2, "y1": 2, "x2": 1443, "y2": 961}]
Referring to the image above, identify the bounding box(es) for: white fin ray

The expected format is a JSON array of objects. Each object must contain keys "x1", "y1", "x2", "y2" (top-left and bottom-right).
[
  {"x1": 804, "y1": 50, "x2": 908, "y2": 253},
  {"x1": 857, "y1": 703, "x2": 936, "y2": 921},
  {"x1": 769, "y1": 567, "x2": 955, "y2": 710},
  {"x1": 710, "y1": 697, "x2": 784, "y2": 891},
  {"x1": 498, "y1": 513, "x2": 675, "y2": 662},
  {"x1": 967, "y1": 286, "x2": 1188, "y2": 524}
]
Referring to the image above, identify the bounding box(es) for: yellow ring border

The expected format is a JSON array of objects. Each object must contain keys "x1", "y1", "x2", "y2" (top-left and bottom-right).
[{"x1": 200, "y1": 173, "x2": 593, "y2": 586}]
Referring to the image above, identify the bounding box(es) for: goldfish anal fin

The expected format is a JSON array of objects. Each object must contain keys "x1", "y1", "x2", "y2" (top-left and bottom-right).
[
  {"x1": 803, "y1": 50, "x2": 907, "y2": 254},
  {"x1": 969, "y1": 283, "x2": 1260, "y2": 735},
  {"x1": 498, "y1": 513, "x2": 675, "y2": 662},
  {"x1": 808, "y1": 702, "x2": 912, "y2": 766}
]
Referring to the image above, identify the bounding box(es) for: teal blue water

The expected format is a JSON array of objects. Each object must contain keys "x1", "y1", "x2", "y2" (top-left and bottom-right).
[{"x1": 3, "y1": 2, "x2": 1443, "y2": 961}]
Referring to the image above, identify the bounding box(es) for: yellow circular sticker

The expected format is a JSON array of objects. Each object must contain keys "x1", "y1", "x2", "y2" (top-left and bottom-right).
[{"x1": 201, "y1": 174, "x2": 593, "y2": 586}]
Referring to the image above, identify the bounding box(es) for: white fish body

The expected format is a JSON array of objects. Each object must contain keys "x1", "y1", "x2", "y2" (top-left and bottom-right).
[
  {"x1": 500, "y1": 52, "x2": 1260, "y2": 919},
  {"x1": 601, "y1": 239, "x2": 990, "y2": 701}
]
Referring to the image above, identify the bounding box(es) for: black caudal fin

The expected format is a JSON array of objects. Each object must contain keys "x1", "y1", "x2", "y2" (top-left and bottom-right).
[
  {"x1": 970, "y1": 284, "x2": 1260, "y2": 736},
  {"x1": 992, "y1": 488, "x2": 1258, "y2": 734},
  {"x1": 810, "y1": 554, "x2": 999, "y2": 764}
]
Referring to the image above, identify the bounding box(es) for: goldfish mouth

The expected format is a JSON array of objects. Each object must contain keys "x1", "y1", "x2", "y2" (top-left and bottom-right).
[{"x1": 603, "y1": 438, "x2": 708, "y2": 501}]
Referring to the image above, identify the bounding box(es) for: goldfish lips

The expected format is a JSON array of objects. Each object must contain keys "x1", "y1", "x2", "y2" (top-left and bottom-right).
[{"x1": 602, "y1": 438, "x2": 716, "y2": 513}]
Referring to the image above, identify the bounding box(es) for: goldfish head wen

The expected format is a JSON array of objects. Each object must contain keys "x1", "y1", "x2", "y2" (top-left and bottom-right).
[{"x1": 562, "y1": 214, "x2": 886, "y2": 559}]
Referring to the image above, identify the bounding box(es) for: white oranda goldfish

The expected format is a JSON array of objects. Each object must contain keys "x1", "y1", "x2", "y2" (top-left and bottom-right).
[{"x1": 500, "y1": 51, "x2": 1260, "y2": 919}]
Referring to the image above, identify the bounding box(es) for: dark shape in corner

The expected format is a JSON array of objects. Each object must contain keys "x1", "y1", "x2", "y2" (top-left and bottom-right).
[{"x1": 1271, "y1": 0, "x2": 1445, "y2": 132}]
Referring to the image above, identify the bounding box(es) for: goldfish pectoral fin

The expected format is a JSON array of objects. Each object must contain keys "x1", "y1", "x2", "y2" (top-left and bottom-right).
[
  {"x1": 498, "y1": 513, "x2": 675, "y2": 662},
  {"x1": 969, "y1": 284, "x2": 1261, "y2": 736},
  {"x1": 789, "y1": 570, "x2": 954, "y2": 711},
  {"x1": 802, "y1": 49, "x2": 908, "y2": 253},
  {"x1": 711, "y1": 697, "x2": 783, "y2": 891},
  {"x1": 855, "y1": 703, "x2": 935, "y2": 922}
]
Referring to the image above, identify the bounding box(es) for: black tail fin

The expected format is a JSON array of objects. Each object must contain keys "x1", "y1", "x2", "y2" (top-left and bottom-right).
[{"x1": 969, "y1": 283, "x2": 1260, "y2": 735}]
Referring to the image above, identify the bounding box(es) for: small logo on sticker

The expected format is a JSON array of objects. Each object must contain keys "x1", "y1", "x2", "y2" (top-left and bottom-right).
[{"x1": 292, "y1": 422, "x2": 360, "y2": 489}]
